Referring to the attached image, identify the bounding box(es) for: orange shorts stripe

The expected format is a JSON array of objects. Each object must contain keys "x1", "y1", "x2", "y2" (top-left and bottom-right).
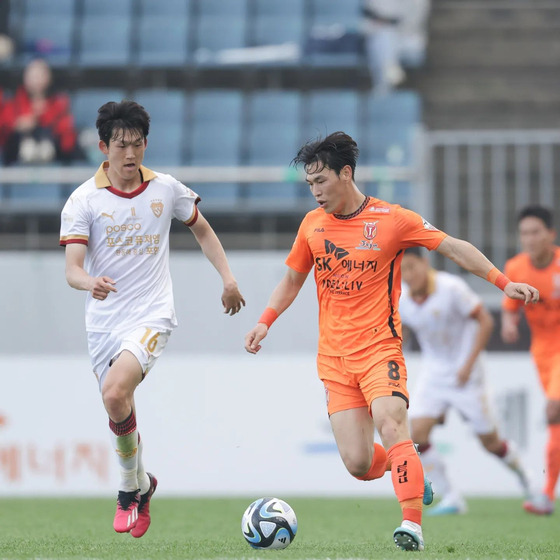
[{"x1": 318, "y1": 339, "x2": 409, "y2": 415}]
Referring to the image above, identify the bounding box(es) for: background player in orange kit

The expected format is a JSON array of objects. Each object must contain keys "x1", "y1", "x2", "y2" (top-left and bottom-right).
[
  {"x1": 502, "y1": 205, "x2": 560, "y2": 515},
  {"x1": 244, "y1": 132, "x2": 539, "y2": 552}
]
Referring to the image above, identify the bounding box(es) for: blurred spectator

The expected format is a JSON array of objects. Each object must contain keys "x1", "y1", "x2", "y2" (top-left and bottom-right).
[
  {"x1": 0, "y1": 0, "x2": 13, "y2": 64},
  {"x1": 362, "y1": 0, "x2": 430, "y2": 91},
  {"x1": 0, "y1": 58, "x2": 81, "y2": 165}
]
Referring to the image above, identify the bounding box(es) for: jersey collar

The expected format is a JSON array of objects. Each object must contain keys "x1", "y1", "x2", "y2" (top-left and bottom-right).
[{"x1": 94, "y1": 161, "x2": 158, "y2": 189}]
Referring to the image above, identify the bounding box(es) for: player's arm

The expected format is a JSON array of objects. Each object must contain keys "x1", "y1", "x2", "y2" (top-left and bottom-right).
[
  {"x1": 501, "y1": 309, "x2": 521, "y2": 344},
  {"x1": 457, "y1": 304, "x2": 494, "y2": 385},
  {"x1": 188, "y1": 211, "x2": 245, "y2": 316},
  {"x1": 64, "y1": 243, "x2": 117, "y2": 300},
  {"x1": 436, "y1": 236, "x2": 539, "y2": 303},
  {"x1": 244, "y1": 266, "x2": 309, "y2": 354}
]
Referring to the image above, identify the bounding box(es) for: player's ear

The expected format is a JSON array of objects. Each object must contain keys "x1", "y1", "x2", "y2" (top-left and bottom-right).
[
  {"x1": 99, "y1": 140, "x2": 109, "y2": 155},
  {"x1": 341, "y1": 165, "x2": 352, "y2": 181}
]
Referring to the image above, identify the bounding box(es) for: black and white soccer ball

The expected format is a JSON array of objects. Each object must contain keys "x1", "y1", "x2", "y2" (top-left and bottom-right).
[{"x1": 241, "y1": 497, "x2": 298, "y2": 550}]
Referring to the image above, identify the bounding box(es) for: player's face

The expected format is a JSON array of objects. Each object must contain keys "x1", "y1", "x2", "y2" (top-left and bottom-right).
[
  {"x1": 518, "y1": 216, "x2": 556, "y2": 261},
  {"x1": 306, "y1": 164, "x2": 352, "y2": 214},
  {"x1": 99, "y1": 129, "x2": 147, "y2": 185},
  {"x1": 401, "y1": 254, "x2": 429, "y2": 294}
]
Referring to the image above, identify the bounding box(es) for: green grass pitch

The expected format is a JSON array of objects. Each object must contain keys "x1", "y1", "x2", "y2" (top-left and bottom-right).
[{"x1": 0, "y1": 497, "x2": 557, "y2": 559}]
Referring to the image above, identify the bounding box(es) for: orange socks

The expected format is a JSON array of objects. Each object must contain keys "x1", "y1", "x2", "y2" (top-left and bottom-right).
[
  {"x1": 387, "y1": 439, "x2": 424, "y2": 525},
  {"x1": 355, "y1": 443, "x2": 391, "y2": 481},
  {"x1": 544, "y1": 424, "x2": 560, "y2": 500}
]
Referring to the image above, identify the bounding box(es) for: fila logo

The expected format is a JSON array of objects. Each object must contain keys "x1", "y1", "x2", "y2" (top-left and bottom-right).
[
  {"x1": 314, "y1": 228, "x2": 325, "y2": 232},
  {"x1": 397, "y1": 460, "x2": 408, "y2": 483},
  {"x1": 324, "y1": 240, "x2": 349, "y2": 260}
]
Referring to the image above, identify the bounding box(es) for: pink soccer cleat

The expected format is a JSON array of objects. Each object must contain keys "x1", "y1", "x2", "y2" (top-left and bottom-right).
[
  {"x1": 130, "y1": 473, "x2": 158, "y2": 538},
  {"x1": 113, "y1": 489, "x2": 140, "y2": 533}
]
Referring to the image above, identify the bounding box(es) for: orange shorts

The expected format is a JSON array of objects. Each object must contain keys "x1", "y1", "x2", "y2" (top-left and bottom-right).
[
  {"x1": 317, "y1": 339, "x2": 409, "y2": 416},
  {"x1": 533, "y1": 351, "x2": 560, "y2": 400}
]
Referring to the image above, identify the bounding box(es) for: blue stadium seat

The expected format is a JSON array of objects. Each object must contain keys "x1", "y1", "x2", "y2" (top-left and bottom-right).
[
  {"x1": 133, "y1": 90, "x2": 187, "y2": 124},
  {"x1": 366, "y1": 92, "x2": 422, "y2": 125},
  {"x1": 25, "y1": 0, "x2": 75, "y2": 16},
  {"x1": 189, "y1": 91, "x2": 242, "y2": 165},
  {"x1": 82, "y1": 0, "x2": 132, "y2": 16},
  {"x1": 192, "y1": 183, "x2": 239, "y2": 206},
  {"x1": 254, "y1": 0, "x2": 304, "y2": 17},
  {"x1": 72, "y1": 89, "x2": 127, "y2": 130},
  {"x1": 139, "y1": 0, "x2": 191, "y2": 17},
  {"x1": 247, "y1": 91, "x2": 301, "y2": 165},
  {"x1": 245, "y1": 92, "x2": 302, "y2": 205},
  {"x1": 78, "y1": 16, "x2": 132, "y2": 66},
  {"x1": 361, "y1": 124, "x2": 416, "y2": 166},
  {"x1": 364, "y1": 181, "x2": 413, "y2": 206},
  {"x1": 132, "y1": 90, "x2": 188, "y2": 165},
  {"x1": 310, "y1": 0, "x2": 362, "y2": 29},
  {"x1": 196, "y1": 0, "x2": 247, "y2": 17},
  {"x1": 252, "y1": 15, "x2": 304, "y2": 47},
  {"x1": 142, "y1": 122, "x2": 185, "y2": 166},
  {"x1": 137, "y1": 17, "x2": 190, "y2": 66},
  {"x1": 9, "y1": 183, "x2": 63, "y2": 205},
  {"x1": 306, "y1": 90, "x2": 361, "y2": 142},
  {"x1": 195, "y1": 16, "x2": 247, "y2": 54},
  {"x1": 20, "y1": 15, "x2": 74, "y2": 66}
]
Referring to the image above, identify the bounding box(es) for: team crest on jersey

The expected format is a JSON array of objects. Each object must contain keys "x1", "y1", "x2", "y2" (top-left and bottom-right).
[
  {"x1": 363, "y1": 221, "x2": 378, "y2": 240},
  {"x1": 150, "y1": 200, "x2": 164, "y2": 218}
]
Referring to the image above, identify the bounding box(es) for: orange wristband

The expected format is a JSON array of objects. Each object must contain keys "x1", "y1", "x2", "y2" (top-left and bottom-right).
[
  {"x1": 258, "y1": 307, "x2": 278, "y2": 328},
  {"x1": 486, "y1": 267, "x2": 511, "y2": 291}
]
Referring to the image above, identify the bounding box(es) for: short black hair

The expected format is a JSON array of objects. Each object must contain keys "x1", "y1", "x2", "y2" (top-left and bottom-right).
[
  {"x1": 518, "y1": 205, "x2": 554, "y2": 229},
  {"x1": 96, "y1": 100, "x2": 150, "y2": 146},
  {"x1": 292, "y1": 131, "x2": 359, "y2": 179}
]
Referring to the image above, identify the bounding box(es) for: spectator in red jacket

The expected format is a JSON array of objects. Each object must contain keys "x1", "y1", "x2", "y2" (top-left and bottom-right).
[{"x1": 1, "y1": 58, "x2": 80, "y2": 165}]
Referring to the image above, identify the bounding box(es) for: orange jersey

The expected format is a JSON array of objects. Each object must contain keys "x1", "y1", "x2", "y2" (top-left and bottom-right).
[
  {"x1": 502, "y1": 247, "x2": 560, "y2": 356},
  {"x1": 286, "y1": 197, "x2": 447, "y2": 356}
]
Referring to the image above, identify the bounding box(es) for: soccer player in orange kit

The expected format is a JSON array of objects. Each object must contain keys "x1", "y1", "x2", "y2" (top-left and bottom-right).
[
  {"x1": 244, "y1": 132, "x2": 539, "y2": 551},
  {"x1": 502, "y1": 205, "x2": 560, "y2": 515}
]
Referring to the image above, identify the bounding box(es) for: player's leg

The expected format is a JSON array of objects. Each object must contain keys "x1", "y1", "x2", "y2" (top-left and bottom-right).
[
  {"x1": 542, "y1": 365, "x2": 560, "y2": 504},
  {"x1": 371, "y1": 395, "x2": 425, "y2": 551},
  {"x1": 412, "y1": 415, "x2": 466, "y2": 515},
  {"x1": 102, "y1": 350, "x2": 144, "y2": 533},
  {"x1": 477, "y1": 429, "x2": 533, "y2": 499}
]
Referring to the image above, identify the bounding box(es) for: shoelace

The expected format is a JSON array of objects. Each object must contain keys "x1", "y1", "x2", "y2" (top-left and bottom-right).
[{"x1": 117, "y1": 490, "x2": 139, "y2": 511}]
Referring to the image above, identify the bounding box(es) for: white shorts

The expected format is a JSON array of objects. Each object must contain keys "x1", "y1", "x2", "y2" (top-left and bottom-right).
[
  {"x1": 409, "y1": 375, "x2": 497, "y2": 435},
  {"x1": 88, "y1": 326, "x2": 172, "y2": 390}
]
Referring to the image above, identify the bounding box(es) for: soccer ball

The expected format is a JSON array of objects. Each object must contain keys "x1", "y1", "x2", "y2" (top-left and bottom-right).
[{"x1": 241, "y1": 497, "x2": 298, "y2": 550}]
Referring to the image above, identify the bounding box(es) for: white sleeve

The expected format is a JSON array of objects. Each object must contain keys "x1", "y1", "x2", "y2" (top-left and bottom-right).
[
  {"x1": 170, "y1": 177, "x2": 200, "y2": 223},
  {"x1": 451, "y1": 276, "x2": 481, "y2": 318},
  {"x1": 60, "y1": 192, "x2": 91, "y2": 245}
]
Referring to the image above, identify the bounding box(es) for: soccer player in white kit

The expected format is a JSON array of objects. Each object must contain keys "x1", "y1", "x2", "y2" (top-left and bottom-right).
[
  {"x1": 399, "y1": 248, "x2": 532, "y2": 515},
  {"x1": 60, "y1": 101, "x2": 245, "y2": 536}
]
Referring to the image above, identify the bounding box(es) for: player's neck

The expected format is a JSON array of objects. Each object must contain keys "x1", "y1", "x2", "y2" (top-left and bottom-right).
[
  {"x1": 531, "y1": 248, "x2": 555, "y2": 269},
  {"x1": 335, "y1": 191, "x2": 367, "y2": 217},
  {"x1": 106, "y1": 168, "x2": 143, "y2": 193}
]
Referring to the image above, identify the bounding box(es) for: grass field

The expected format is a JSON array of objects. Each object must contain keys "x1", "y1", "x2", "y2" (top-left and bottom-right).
[{"x1": 0, "y1": 496, "x2": 557, "y2": 560}]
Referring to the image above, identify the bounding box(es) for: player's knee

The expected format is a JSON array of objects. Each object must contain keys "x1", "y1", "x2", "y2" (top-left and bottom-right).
[
  {"x1": 341, "y1": 452, "x2": 371, "y2": 478},
  {"x1": 101, "y1": 384, "x2": 130, "y2": 418}
]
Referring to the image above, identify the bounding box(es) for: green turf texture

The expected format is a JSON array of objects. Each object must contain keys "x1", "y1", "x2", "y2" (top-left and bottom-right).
[{"x1": 0, "y1": 497, "x2": 557, "y2": 559}]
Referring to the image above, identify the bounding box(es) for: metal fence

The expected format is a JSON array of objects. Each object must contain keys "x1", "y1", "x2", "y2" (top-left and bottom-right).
[{"x1": 426, "y1": 129, "x2": 560, "y2": 272}]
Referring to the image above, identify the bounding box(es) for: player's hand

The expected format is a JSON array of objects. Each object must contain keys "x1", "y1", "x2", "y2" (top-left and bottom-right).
[
  {"x1": 501, "y1": 323, "x2": 519, "y2": 344},
  {"x1": 90, "y1": 276, "x2": 117, "y2": 300},
  {"x1": 504, "y1": 282, "x2": 539, "y2": 304},
  {"x1": 222, "y1": 283, "x2": 245, "y2": 316},
  {"x1": 245, "y1": 324, "x2": 268, "y2": 354}
]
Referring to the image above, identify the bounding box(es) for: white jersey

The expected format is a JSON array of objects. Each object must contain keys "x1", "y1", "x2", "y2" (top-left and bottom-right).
[
  {"x1": 60, "y1": 163, "x2": 199, "y2": 334},
  {"x1": 400, "y1": 270, "x2": 483, "y2": 385}
]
